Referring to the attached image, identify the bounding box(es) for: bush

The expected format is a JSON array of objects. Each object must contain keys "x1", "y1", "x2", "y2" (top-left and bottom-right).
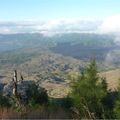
[
  {"x1": 62, "y1": 96, "x2": 73, "y2": 109},
  {"x1": 0, "y1": 93, "x2": 10, "y2": 107},
  {"x1": 26, "y1": 83, "x2": 48, "y2": 107}
]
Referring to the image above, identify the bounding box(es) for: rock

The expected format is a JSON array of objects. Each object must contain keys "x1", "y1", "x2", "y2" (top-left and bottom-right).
[
  {"x1": 0, "y1": 83, "x2": 5, "y2": 92},
  {"x1": 3, "y1": 82, "x2": 13, "y2": 98},
  {"x1": 3, "y1": 80, "x2": 41, "y2": 104}
]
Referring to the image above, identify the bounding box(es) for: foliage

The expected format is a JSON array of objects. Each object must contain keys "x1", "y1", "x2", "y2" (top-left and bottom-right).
[
  {"x1": 0, "y1": 93, "x2": 10, "y2": 107},
  {"x1": 70, "y1": 59, "x2": 108, "y2": 119},
  {"x1": 61, "y1": 96, "x2": 73, "y2": 109},
  {"x1": 114, "y1": 100, "x2": 120, "y2": 118},
  {"x1": 26, "y1": 83, "x2": 48, "y2": 108},
  {"x1": 114, "y1": 79, "x2": 120, "y2": 118},
  {"x1": 101, "y1": 77, "x2": 108, "y2": 91}
]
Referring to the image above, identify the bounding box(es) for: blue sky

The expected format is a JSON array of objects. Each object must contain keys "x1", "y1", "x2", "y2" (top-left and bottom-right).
[
  {"x1": 0, "y1": 0, "x2": 120, "y2": 21},
  {"x1": 0, "y1": 0, "x2": 120, "y2": 34}
]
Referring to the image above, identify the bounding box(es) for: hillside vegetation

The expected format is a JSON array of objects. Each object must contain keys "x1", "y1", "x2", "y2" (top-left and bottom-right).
[
  {"x1": 0, "y1": 33, "x2": 120, "y2": 97},
  {"x1": 0, "y1": 33, "x2": 120, "y2": 118},
  {"x1": 0, "y1": 60, "x2": 120, "y2": 119}
]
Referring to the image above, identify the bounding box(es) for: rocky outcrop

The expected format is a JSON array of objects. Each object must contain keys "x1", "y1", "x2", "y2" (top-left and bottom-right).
[
  {"x1": 2, "y1": 79, "x2": 46, "y2": 105},
  {"x1": 0, "y1": 83, "x2": 5, "y2": 92}
]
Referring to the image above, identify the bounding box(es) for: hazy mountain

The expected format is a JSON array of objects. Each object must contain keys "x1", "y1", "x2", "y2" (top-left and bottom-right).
[{"x1": 0, "y1": 33, "x2": 119, "y2": 69}]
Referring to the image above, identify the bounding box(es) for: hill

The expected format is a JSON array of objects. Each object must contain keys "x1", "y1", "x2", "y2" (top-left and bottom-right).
[
  {"x1": 100, "y1": 69, "x2": 120, "y2": 90},
  {"x1": 0, "y1": 33, "x2": 120, "y2": 97}
]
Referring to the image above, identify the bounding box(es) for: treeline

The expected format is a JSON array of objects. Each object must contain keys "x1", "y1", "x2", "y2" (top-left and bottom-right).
[{"x1": 0, "y1": 59, "x2": 120, "y2": 119}]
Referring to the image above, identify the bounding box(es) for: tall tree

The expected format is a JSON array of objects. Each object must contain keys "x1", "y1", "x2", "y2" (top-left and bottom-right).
[
  {"x1": 70, "y1": 59, "x2": 107, "y2": 119},
  {"x1": 114, "y1": 79, "x2": 120, "y2": 118}
]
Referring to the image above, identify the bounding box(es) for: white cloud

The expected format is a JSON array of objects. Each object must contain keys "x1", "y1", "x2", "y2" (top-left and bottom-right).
[
  {"x1": 0, "y1": 27, "x2": 12, "y2": 34},
  {"x1": 0, "y1": 19, "x2": 101, "y2": 35},
  {"x1": 99, "y1": 15, "x2": 120, "y2": 34},
  {"x1": 35, "y1": 19, "x2": 101, "y2": 36},
  {"x1": 0, "y1": 15, "x2": 120, "y2": 35}
]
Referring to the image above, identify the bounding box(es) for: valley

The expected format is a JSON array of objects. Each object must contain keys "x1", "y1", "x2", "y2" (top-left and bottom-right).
[{"x1": 0, "y1": 33, "x2": 120, "y2": 97}]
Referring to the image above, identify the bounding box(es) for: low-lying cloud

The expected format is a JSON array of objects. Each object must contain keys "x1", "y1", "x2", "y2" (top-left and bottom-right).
[
  {"x1": 99, "y1": 15, "x2": 120, "y2": 34},
  {"x1": 0, "y1": 15, "x2": 120, "y2": 35}
]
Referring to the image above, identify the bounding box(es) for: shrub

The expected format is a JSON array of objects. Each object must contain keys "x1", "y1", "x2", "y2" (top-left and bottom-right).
[
  {"x1": 26, "y1": 83, "x2": 48, "y2": 107},
  {"x1": 0, "y1": 93, "x2": 10, "y2": 107}
]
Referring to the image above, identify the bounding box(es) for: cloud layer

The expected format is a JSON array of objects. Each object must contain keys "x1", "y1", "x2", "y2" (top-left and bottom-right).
[
  {"x1": 0, "y1": 15, "x2": 120, "y2": 35},
  {"x1": 99, "y1": 15, "x2": 120, "y2": 34}
]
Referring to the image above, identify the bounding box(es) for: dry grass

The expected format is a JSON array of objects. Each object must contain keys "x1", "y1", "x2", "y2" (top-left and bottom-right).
[
  {"x1": 41, "y1": 80, "x2": 69, "y2": 98},
  {"x1": 100, "y1": 69, "x2": 120, "y2": 90},
  {"x1": 0, "y1": 106, "x2": 70, "y2": 119}
]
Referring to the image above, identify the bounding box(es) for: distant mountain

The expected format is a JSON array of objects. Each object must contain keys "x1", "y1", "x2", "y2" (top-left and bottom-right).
[
  {"x1": 0, "y1": 33, "x2": 116, "y2": 51},
  {"x1": 0, "y1": 33, "x2": 53, "y2": 52},
  {"x1": 0, "y1": 33, "x2": 119, "y2": 68}
]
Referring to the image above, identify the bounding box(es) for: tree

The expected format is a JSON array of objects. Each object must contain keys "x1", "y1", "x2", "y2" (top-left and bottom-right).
[
  {"x1": 9, "y1": 70, "x2": 48, "y2": 112},
  {"x1": 11, "y1": 70, "x2": 24, "y2": 109},
  {"x1": 114, "y1": 79, "x2": 120, "y2": 118},
  {"x1": 70, "y1": 59, "x2": 107, "y2": 119}
]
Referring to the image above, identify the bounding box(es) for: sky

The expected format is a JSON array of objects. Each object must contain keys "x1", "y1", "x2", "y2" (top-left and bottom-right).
[
  {"x1": 0, "y1": 0, "x2": 120, "y2": 21},
  {"x1": 0, "y1": 0, "x2": 120, "y2": 34}
]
